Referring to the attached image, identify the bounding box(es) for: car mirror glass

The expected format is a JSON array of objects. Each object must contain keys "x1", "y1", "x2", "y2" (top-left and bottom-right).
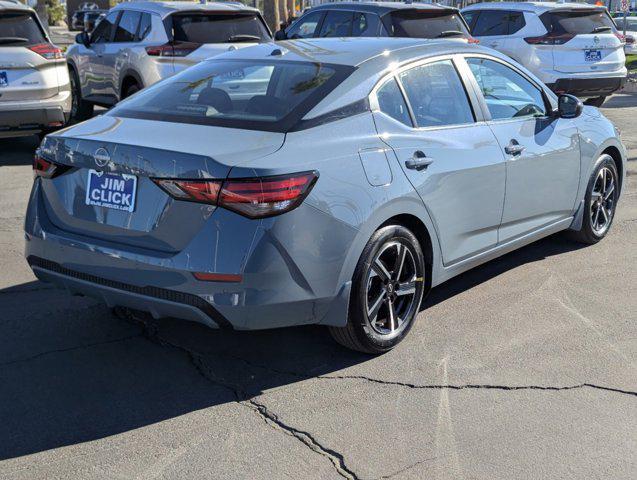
[
  {"x1": 274, "y1": 30, "x2": 287, "y2": 41},
  {"x1": 558, "y1": 94, "x2": 583, "y2": 119}
]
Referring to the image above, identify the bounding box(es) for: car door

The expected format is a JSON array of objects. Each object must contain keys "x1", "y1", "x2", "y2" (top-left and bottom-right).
[
  {"x1": 468, "y1": 9, "x2": 512, "y2": 52},
  {"x1": 85, "y1": 10, "x2": 118, "y2": 99},
  {"x1": 464, "y1": 56, "x2": 580, "y2": 242},
  {"x1": 285, "y1": 10, "x2": 325, "y2": 39},
  {"x1": 372, "y1": 58, "x2": 506, "y2": 265},
  {"x1": 108, "y1": 9, "x2": 141, "y2": 101}
]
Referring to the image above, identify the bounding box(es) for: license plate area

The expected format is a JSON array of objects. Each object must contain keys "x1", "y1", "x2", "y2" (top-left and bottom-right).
[
  {"x1": 0, "y1": 71, "x2": 7, "y2": 87},
  {"x1": 585, "y1": 49, "x2": 602, "y2": 62},
  {"x1": 85, "y1": 170, "x2": 137, "y2": 212}
]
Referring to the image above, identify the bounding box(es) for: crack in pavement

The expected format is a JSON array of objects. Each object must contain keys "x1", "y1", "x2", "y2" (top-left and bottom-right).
[
  {"x1": 123, "y1": 312, "x2": 361, "y2": 480},
  {"x1": 0, "y1": 332, "x2": 143, "y2": 367}
]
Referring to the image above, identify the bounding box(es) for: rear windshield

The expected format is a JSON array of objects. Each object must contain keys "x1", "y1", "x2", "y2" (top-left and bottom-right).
[
  {"x1": 110, "y1": 59, "x2": 355, "y2": 132},
  {"x1": 384, "y1": 9, "x2": 469, "y2": 38},
  {"x1": 170, "y1": 12, "x2": 271, "y2": 43},
  {"x1": 540, "y1": 9, "x2": 617, "y2": 35},
  {"x1": 0, "y1": 12, "x2": 46, "y2": 46}
]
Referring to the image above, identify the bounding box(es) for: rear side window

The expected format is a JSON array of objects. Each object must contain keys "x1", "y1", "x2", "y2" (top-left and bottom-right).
[
  {"x1": 384, "y1": 9, "x2": 470, "y2": 39},
  {"x1": 0, "y1": 12, "x2": 46, "y2": 45},
  {"x1": 470, "y1": 10, "x2": 522, "y2": 36},
  {"x1": 110, "y1": 59, "x2": 354, "y2": 132},
  {"x1": 114, "y1": 10, "x2": 141, "y2": 42},
  {"x1": 467, "y1": 58, "x2": 546, "y2": 121},
  {"x1": 319, "y1": 10, "x2": 353, "y2": 37},
  {"x1": 138, "y1": 13, "x2": 152, "y2": 40},
  {"x1": 376, "y1": 77, "x2": 412, "y2": 126},
  {"x1": 286, "y1": 10, "x2": 324, "y2": 38},
  {"x1": 352, "y1": 12, "x2": 374, "y2": 36},
  {"x1": 540, "y1": 9, "x2": 616, "y2": 35},
  {"x1": 398, "y1": 60, "x2": 474, "y2": 128},
  {"x1": 171, "y1": 13, "x2": 270, "y2": 43}
]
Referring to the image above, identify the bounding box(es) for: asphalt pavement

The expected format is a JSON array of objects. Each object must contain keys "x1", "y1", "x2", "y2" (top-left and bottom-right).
[{"x1": 0, "y1": 95, "x2": 635, "y2": 479}]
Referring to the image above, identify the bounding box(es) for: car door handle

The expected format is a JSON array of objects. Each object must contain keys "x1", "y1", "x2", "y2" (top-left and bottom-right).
[
  {"x1": 405, "y1": 151, "x2": 434, "y2": 171},
  {"x1": 505, "y1": 141, "x2": 525, "y2": 156}
]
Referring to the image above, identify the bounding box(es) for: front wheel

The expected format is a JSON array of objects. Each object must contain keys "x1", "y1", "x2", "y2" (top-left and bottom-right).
[
  {"x1": 584, "y1": 96, "x2": 607, "y2": 107},
  {"x1": 570, "y1": 155, "x2": 618, "y2": 244},
  {"x1": 329, "y1": 225, "x2": 426, "y2": 354}
]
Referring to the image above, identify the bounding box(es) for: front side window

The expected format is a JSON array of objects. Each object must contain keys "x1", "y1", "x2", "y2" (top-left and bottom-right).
[
  {"x1": 467, "y1": 58, "x2": 547, "y2": 121},
  {"x1": 352, "y1": 12, "x2": 372, "y2": 36},
  {"x1": 384, "y1": 9, "x2": 470, "y2": 39},
  {"x1": 110, "y1": 59, "x2": 354, "y2": 132},
  {"x1": 0, "y1": 12, "x2": 46, "y2": 45},
  {"x1": 319, "y1": 10, "x2": 353, "y2": 37},
  {"x1": 91, "y1": 11, "x2": 118, "y2": 43},
  {"x1": 286, "y1": 10, "x2": 323, "y2": 38},
  {"x1": 114, "y1": 10, "x2": 141, "y2": 43},
  {"x1": 171, "y1": 13, "x2": 270, "y2": 43},
  {"x1": 376, "y1": 77, "x2": 412, "y2": 126},
  {"x1": 398, "y1": 60, "x2": 474, "y2": 128}
]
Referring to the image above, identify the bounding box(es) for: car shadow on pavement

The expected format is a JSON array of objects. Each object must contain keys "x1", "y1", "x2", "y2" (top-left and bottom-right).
[
  {"x1": 0, "y1": 233, "x2": 586, "y2": 461},
  {"x1": 0, "y1": 136, "x2": 40, "y2": 166}
]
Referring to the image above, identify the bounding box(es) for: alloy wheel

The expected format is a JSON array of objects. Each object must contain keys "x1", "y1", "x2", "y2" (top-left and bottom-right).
[
  {"x1": 365, "y1": 241, "x2": 420, "y2": 336},
  {"x1": 590, "y1": 166, "x2": 616, "y2": 236}
]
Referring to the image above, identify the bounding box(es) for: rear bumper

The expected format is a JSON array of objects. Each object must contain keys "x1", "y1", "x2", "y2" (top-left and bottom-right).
[
  {"x1": 0, "y1": 90, "x2": 72, "y2": 138},
  {"x1": 546, "y1": 76, "x2": 626, "y2": 98}
]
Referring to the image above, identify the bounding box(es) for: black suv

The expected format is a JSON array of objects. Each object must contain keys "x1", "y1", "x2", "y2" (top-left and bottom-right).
[{"x1": 275, "y1": 1, "x2": 474, "y2": 42}]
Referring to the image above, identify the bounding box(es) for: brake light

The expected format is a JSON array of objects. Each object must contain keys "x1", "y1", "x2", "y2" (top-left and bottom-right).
[
  {"x1": 614, "y1": 32, "x2": 626, "y2": 43},
  {"x1": 145, "y1": 41, "x2": 201, "y2": 57},
  {"x1": 28, "y1": 43, "x2": 63, "y2": 60},
  {"x1": 626, "y1": 34, "x2": 635, "y2": 45},
  {"x1": 524, "y1": 33, "x2": 575, "y2": 45},
  {"x1": 33, "y1": 155, "x2": 70, "y2": 179},
  {"x1": 153, "y1": 172, "x2": 318, "y2": 219},
  {"x1": 468, "y1": 37, "x2": 480, "y2": 44}
]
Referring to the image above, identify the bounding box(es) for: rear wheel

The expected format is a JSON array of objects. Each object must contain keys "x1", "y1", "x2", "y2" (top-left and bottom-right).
[
  {"x1": 329, "y1": 225, "x2": 425, "y2": 354},
  {"x1": 69, "y1": 67, "x2": 94, "y2": 122},
  {"x1": 584, "y1": 96, "x2": 607, "y2": 107},
  {"x1": 122, "y1": 82, "x2": 140, "y2": 99},
  {"x1": 570, "y1": 155, "x2": 618, "y2": 244}
]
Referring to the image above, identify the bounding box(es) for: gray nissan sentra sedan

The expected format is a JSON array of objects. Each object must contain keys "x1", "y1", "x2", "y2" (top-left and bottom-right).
[{"x1": 26, "y1": 38, "x2": 626, "y2": 353}]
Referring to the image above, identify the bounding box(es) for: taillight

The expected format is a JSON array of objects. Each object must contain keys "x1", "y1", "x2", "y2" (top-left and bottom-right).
[
  {"x1": 28, "y1": 43, "x2": 63, "y2": 60},
  {"x1": 145, "y1": 41, "x2": 201, "y2": 57},
  {"x1": 614, "y1": 32, "x2": 626, "y2": 43},
  {"x1": 153, "y1": 171, "x2": 318, "y2": 219},
  {"x1": 33, "y1": 155, "x2": 70, "y2": 179},
  {"x1": 626, "y1": 34, "x2": 635, "y2": 45},
  {"x1": 467, "y1": 37, "x2": 480, "y2": 44},
  {"x1": 524, "y1": 33, "x2": 575, "y2": 45}
]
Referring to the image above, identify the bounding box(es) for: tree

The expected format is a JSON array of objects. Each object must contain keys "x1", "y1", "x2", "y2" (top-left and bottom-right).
[{"x1": 263, "y1": 0, "x2": 280, "y2": 33}]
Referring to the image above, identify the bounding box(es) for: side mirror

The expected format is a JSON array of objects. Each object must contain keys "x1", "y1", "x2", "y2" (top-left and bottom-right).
[
  {"x1": 76, "y1": 32, "x2": 90, "y2": 48},
  {"x1": 557, "y1": 94, "x2": 583, "y2": 119},
  {"x1": 274, "y1": 29, "x2": 287, "y2": 41}
]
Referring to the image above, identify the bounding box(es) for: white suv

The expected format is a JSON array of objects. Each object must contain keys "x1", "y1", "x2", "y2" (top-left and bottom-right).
[
  {"x1": 462, "y1": 2, "x2": 627, "y2": 107},
  {"x1": 66, "y1": 1, "x2": 271, "y2": 121},
  {"x1": 0, "y1": 0, "x2": 71, "y2": 138}
]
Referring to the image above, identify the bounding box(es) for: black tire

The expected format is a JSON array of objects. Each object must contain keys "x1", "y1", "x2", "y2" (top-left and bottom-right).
[
  {"x1": 122, "y1": 83, "x2": 140, "y2": 99},
  {"x1": 584, "y1": 96, "x2": 607, "y2": 107},
  {"x1": 570, "y1": 155, "x2": 619, "y2": 244},
  {"x1": 69, "y1": 67, "x2": 93, "y2": 122},
  {"x1": 329, "y1": 225, "x2": 426, "y2": 354}
]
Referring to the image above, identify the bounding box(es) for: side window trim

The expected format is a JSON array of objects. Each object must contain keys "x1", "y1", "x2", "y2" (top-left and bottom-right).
[{"x1": 462, "y1": 54, "x2": 553, "y2": 124}]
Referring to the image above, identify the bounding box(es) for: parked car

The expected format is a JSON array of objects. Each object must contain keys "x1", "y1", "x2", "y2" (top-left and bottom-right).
[
  {"x1": 614, "y1": 16, "x2": 637, "y2": 54},
  {"x1": 83, "y1": 9, "x2": 106, "y2": 33},
  {"x1": 0, "y1": 0, "x2": 70, "y2": 138},
  {"x1": 462, "y1": 2, "x2": 627, "y2": 107},
  {"x1": 70, "y1": 7, "x2": 98, "y2": 31},
  {"x1": 66, "y1": 1, "x2": 271, "y2": 121},
  {"x1": 27, "y1": 38, "x2": 626, "y2": 353},
  {"x1": 275, "y1": 2, "x2": 476, "y2": 43}
]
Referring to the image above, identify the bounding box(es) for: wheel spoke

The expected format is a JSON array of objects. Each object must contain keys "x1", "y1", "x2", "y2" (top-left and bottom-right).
[
  {"x1": 600, "y1": 205, "x2": 609, "y2": 223},
  {"x1": 372, "y1": 259, "x2": 391, "y2": 283},
  {"x1": 604, "y1": 182, "x2": 615, "y2": 201},
  {"x1": 593, "y1": 205, "x2": 601, "y2": 230},
  {"x1": 601, "y1": 168, "x2": 607, "y2": 192},
  {"x1": 591, "y1": 191, "x2": 602, "y2": 201},
  {"x1": 396, "y1": 280, "x2": 416, "y2": 297},
  {"x1": 367, "y1": 291, "x2": 385, "y2": 324},
  {"x1": 387, "y1": 300, "x2": 396, "y2": 332},
  {"x1": 392, "y1": 244, "x2": 407, "y2": 281}
]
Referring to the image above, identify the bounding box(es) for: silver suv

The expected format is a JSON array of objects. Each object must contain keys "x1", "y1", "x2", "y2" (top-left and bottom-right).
[
  {"x1": 0, "y1": 0, "x2": 71, "y2": 138},
  {"x1": 66, "y1": 1, "x2": 271, "y2": 121}
]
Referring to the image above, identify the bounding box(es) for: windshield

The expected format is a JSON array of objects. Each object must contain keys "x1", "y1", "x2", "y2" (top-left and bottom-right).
[
  {"x1": 540, "y1": 9, "x2": 617, "y2": 35},
  {"x1": 110, "y1": 59, "x2": 355, "y2": 132},
  {"x1": 0, "y1": 12, "x2": 46, "y2": 45},
  {"x1": 385, "y1": 9, "x2": 469, "y2": 38},
  {"x1": 171, "y1": 13, "x2": 271, "y2": 43}
]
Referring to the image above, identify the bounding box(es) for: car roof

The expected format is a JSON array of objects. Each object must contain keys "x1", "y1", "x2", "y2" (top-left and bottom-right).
[
  {"x1": 112, "y1": 1, "x2": 259, "y2": 16},
  {"x1": 462, "y1": 2, "x2": 607, "y2": 14},
  {"x1": 309, "y1": 1, "x2": 458, "y2": 14},
  {"x1": 0, "y1": 0, "x2": 33, "y2": 12}
]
